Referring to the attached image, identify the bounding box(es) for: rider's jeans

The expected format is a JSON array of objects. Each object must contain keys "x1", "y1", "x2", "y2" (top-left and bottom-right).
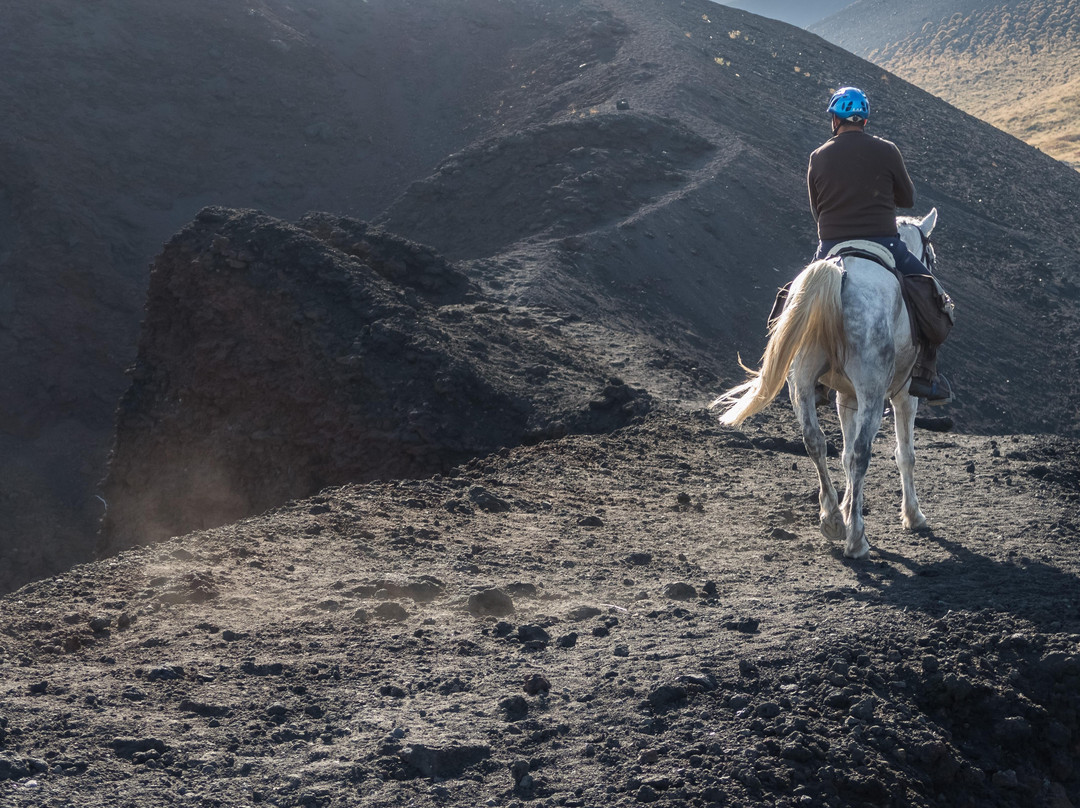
[{"x1": 814, "y1": 235, "x2": 928, "y2": 276}]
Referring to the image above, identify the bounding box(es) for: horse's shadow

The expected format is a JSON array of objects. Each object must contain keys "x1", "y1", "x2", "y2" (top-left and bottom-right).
[{"x1": 841, "y1": 526, "x2": 1080, "y2": 634}]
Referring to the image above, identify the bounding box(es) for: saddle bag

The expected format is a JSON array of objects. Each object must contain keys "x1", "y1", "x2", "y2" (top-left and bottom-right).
[{"x1": 902, "y1": 274, "x2": 955, "y2": 346}]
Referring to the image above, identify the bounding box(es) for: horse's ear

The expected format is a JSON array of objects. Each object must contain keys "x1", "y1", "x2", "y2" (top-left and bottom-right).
[{"x1": 920, "y1": 207, "x2": 938, "y2": 237}]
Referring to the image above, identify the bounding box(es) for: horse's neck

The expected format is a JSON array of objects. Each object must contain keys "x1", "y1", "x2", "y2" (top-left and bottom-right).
[{"x1": 898, "y1": 225, "x2": 925, "y2": 264}]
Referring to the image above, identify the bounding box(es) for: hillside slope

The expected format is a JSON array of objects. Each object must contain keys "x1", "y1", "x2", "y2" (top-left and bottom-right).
[
  {"x1": 367, "y1": 0, "x2": 1080, "y2": 438},
  {"x1": 0, "y1": 0, "x2": 561, "y2": 592},
  {"x1": 868, "y1": 0, "x2": 1080, "y2": 169},
  {"x1": 2, "y1": 0, "x2": 1080, "y2": 594}
]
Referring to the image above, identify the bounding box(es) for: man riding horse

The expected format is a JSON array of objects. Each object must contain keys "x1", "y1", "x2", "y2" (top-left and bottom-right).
[
  {"x1": 774, "y1": 86, "x2": 954, "y2": 405},
  {"x1": 715, "y1": 88, "x2": 955, "y2": 557}
]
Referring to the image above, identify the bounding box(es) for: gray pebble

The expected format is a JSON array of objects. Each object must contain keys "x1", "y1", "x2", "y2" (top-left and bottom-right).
[
  {"x1": 663, "y1": 582, "x2": 697, "y2": 601},
  {"x1": 374, "y1": 602, "x2": 408, "y2": 621},
  {"x1": 467, "y1": 588, "x2": 514, "y2": 617}
]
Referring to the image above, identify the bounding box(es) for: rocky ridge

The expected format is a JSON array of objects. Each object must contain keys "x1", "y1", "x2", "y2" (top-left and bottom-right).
[{"x1": 99, "y1": 207, "x2": 651, "y2": 550}]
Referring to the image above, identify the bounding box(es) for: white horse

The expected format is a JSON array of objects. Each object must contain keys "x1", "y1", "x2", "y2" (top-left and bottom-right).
[{"x1": 711, "y1": 210, "x2": 939, "y2": 559}]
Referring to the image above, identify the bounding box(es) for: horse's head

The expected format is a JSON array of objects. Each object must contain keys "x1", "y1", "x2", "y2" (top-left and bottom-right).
[{"x1": 898, "y1": 208, "x2": 938, "y2": 272}]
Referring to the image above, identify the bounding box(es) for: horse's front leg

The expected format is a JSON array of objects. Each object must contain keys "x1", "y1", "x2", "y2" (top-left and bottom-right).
[
  {"x1": 890, "y1": 392, "x2": 927, "y2": 529},
  {"x1": 794, "y1": 381, "x2": 842, "y2": 541}
]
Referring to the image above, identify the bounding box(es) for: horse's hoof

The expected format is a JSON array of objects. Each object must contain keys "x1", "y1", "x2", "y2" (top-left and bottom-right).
[
  {"x1": 820, "y1": 513, "x2": 845, "y2": 541},
  {"x1": 903, "y1": 512, "x2": 928, "y2": 530},
  {"x1": 844, "y1": 540, "x2": 870, "y2": 560}
]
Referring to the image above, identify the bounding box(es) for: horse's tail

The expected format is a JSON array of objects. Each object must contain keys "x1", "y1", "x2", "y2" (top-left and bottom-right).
[{"x1": 711, "y1": 260, "x2": 845, "y2": 426}]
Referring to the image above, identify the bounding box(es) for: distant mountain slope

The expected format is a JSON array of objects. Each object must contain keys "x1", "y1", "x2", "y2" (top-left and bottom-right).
[
  {"x1": 868, "y1": 0, "x2": 1080, "y2": 169},
  {"x1": 811, "y1": 0, "x2": 1080, "y2": 169},
  {"x1": 808, "y1": 0, "x2": 1001, "y2": 52},
  {"x1": 712, "y1": 0, "x2": 851, "y2": 28}
]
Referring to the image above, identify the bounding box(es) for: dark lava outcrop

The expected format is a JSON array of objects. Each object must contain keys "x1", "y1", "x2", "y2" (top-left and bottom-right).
[{"x1": 98, "y1": 207, "x2": 648, "y2": 551}]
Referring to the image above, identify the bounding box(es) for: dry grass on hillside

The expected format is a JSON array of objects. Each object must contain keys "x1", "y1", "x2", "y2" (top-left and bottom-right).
[
  {"x1": 869, "y1": 0, "x2": 1080, "y2": 170},
  {"x1": 996, "y1": 73, "x2": 1080, "y2": 161}
]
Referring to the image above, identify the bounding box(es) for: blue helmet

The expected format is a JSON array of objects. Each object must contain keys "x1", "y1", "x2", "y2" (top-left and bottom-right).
[{"x1": 827, "y1": 87, "x2": 869, "y2": 122}]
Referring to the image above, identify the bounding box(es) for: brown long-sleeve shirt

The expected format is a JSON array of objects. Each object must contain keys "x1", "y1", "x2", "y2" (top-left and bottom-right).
[{"x1": 807, "y1": 130, "x2": 915, "y2": 240}]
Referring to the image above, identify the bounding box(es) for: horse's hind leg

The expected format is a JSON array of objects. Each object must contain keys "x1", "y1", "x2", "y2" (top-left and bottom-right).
[
  {"x1": 890, "y1": 392, "x2": 927, "y2": 529},
  {"x1": 794, "y1": 378, "x2": 842, "y2": 541},
  {"x1": 836, "y1": 390, "x2": 883, "y2": 559}
]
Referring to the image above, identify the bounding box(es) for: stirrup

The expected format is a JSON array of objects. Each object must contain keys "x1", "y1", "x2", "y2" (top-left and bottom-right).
[{"x1": 909, "y1": 374, "x2": 953, "y2": 406}]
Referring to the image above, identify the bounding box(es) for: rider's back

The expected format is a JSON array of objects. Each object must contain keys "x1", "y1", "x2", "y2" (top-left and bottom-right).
[{"x1": 808, "y1": 131, "x2": 915, "y2": 241}]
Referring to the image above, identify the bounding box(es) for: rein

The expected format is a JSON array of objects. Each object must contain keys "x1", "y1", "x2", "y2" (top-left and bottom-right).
[{"x1": 918, "y1": 230, "x2": 937, "y2": 273}]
